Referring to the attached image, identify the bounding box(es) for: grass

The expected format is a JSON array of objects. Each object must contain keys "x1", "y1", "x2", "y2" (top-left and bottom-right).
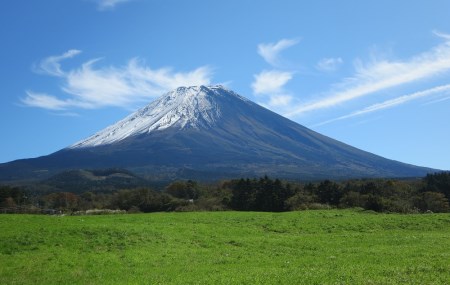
[{"x1": 1, "y1": 209, "x2": 449, "y2": 284}]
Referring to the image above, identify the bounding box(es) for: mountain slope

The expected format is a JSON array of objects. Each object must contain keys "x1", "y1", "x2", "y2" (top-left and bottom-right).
[{"x1": 0, "y1": 85, "x2": 436, "y2": 181}]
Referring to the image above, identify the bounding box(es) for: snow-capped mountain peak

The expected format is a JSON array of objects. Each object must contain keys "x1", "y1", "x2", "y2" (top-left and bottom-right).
[
  {"x1": 70, "y1": 85, "x2": 243, "y2": 148},
  {"x1": 2, "y1": 85, "x2": 435, "y2": 182}
]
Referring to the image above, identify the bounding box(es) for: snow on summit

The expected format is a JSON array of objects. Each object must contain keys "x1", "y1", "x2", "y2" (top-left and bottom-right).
[{"x1": 70, "y1": 85, "x2": 242, "y2": 148}]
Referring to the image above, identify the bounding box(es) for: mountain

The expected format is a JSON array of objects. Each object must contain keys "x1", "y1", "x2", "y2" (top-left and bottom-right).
[{"x1": 0, "y1": 85, "x2": 436, "y2": 182}]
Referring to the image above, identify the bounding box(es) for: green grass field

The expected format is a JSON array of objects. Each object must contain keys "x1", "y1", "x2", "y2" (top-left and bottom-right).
[{"x1": 1, "y1": 210, "x2": 449, "y2": 284}]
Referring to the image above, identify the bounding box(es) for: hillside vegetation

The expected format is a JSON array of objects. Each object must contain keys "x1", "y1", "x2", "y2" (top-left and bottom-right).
[{"x1": 1, "y1": 172, "x2": 449, "y2": 214}]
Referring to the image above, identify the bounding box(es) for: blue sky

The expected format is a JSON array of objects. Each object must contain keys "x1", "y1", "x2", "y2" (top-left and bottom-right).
[{"x1": 1, "y1": 0, "x2": 450, "y2": 170}]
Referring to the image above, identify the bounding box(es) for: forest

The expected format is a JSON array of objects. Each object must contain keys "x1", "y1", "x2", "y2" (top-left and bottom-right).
[{"x1": 1, "y1": 172, "x2": 449, "y2": 214}]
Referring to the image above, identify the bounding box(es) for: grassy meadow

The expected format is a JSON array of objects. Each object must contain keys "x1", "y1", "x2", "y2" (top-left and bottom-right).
[{"x1": 1, "y1": 209, "x2": 449, "y2": 284}]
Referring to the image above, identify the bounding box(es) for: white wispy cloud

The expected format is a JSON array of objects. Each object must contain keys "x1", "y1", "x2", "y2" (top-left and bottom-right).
[
  {"x1": 23, "y1": 50, "x2": 213, "y2": 110},
  {"x1": 252, "y1": 70, "x2": 293, "y2": 95},
  {"x1": 22, "y1": 91, "x2": 91, "y2": 110},
  {"x1": 316, "y1": 57, "x2": 343, "y2": 72},
  {"x1": 63, "y1": 58, "x2": 212, "y2": 107},
  {"x1": 251, "y1": 70, "x2": 294, "y2": 108},
  {"x1": 268, "y1": 94, "x2": 293, "y2": 107},
  {"x1": 287, "y1": 32, "x2": 450, "y2": 117},
  {"x1": 257, "y1": 38, "x2": 299, "y2": 67},
  {"x1": 313, "y1": 84, "x2": 450, "y2": 127},
  {"x1": 253, "y1": 38, "x2": 298, "y2": 109},
  {"x1": 94, "y1": 0, "x2": 132, "y2": 10},
  {"x1": 35, "y1": 49, "x2": 81, "y2": 77},
  {"x1": 433, "y1": 30, "x2": 450, "y2": 40}
]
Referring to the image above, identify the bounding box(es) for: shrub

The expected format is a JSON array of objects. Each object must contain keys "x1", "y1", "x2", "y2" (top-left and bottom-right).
[{"x1": 414, "y1": 192, "x2": 450, "y2": 213}]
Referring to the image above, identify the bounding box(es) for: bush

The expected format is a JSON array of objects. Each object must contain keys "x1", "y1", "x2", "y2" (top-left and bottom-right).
[
  {"x1": 285, "y1": 192, "x2": 316, "y2": 210},
  {"x1": 414, "y1": 192, "x2": 449, "y2": 213}
]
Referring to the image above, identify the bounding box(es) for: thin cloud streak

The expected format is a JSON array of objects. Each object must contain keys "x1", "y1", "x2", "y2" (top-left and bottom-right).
[
  {"x1": 257, "y1": 38, "x2": 299, "y2": 67},
  {"x1": 312, "y1": 84, "x2": 450, "y2": 127},
  {"x1": 24, "y1": 50, "x2": 213, "y2": 110},
  {"x1": 22, "y1": 91, "x2": 92, "y2": 110},
  {"x1": 287, "y1": 34, "x2": 450, "y2": 117},
  {"x1": 423, "y1": 95, "x2": 450, "y2": 105},
  {"x1": 316, "y1": 57, "x2": 343, "y2": 72},
  {"x1": 35, "y1": 49, "x2": 81, "y2": 77},
  {"x1": 433, "y1": 30, "x2": 450, "y2": 40}
]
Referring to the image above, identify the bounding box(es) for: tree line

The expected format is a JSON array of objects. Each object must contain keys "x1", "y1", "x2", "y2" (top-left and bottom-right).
[{"x1": 1, "y1": 172, "x2": 449, "y2": 214}]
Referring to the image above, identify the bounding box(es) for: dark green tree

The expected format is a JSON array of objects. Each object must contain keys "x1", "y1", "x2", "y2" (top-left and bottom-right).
[
  {"x1": 317, "y1": 180, "x2": 342, "y2": 206},
  {"x1": 423, "y1": 172, "x2": 450, "y2": 199}
]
